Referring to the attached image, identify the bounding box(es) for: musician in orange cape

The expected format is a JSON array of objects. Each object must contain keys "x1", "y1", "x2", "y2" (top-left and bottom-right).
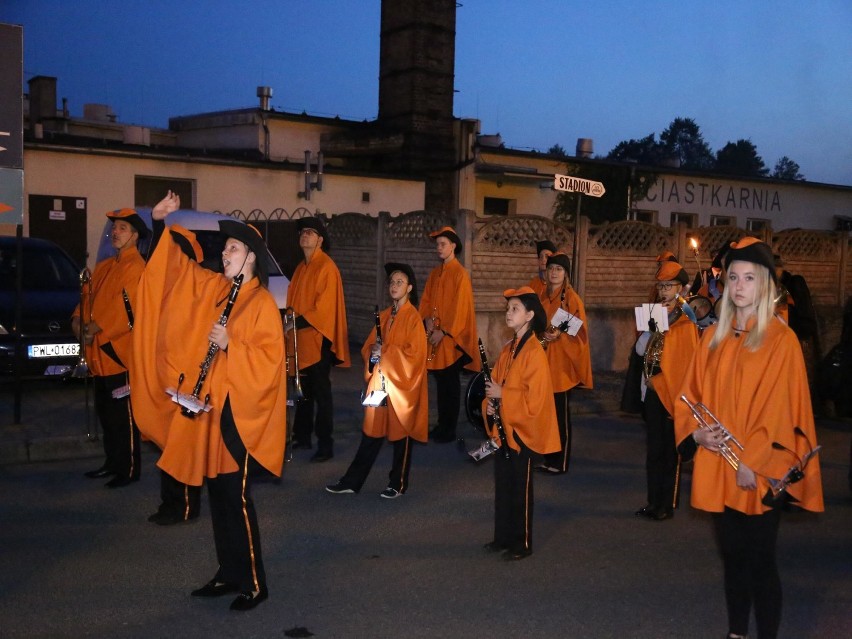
[
  {"x1": 419, "y1": 226, "x2": 480, "y2": 443},
  {"x1": 482, "y1": 287, "x2": 559, "y2": 561},
  {"x1": 536, "y1": 252, "x2": 592, "y2": 474},
  {"x1": 674, "y1": 237, "x2": 824, "y2": 639},
  {"x1": 326, "y1": 263, "x2": 427, "y2": 498},
  {"x1": 287, "y1": 216, "x2": 350, "y2": 462},
  {"x1": 527, "y1": 239, "x2": 556, "y2": 296},
  {"x1": 131, "y1": 191, "x2": 286, "y2": 611},
  {"x1": 73, "y1": 208, "x2": 147, "y2": 488}
]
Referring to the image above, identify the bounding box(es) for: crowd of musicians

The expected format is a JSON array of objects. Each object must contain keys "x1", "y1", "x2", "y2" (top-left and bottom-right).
[{"x1": 73, "y1": 191, "x2": 823, "y2": 637}]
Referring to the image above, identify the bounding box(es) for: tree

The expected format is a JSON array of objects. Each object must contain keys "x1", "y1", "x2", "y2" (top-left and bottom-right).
[
  {"x1": 714, "y1": 139, "x2": 769, "y2": 177},
  {"x1": 772, "y1": 156, "x2": 805, "y2": 180},
  {"x1": 547, "y1": 144, "x2": 570, "y2": 159},
  {"x1": 607, "y1": 133, "x2": 662, "y2": 166},
  {"x1": 658, "y1": 117, "x2": 715, "y2": 170}
]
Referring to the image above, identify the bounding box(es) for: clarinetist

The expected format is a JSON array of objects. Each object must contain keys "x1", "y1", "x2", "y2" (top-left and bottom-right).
[
  {"x1": 482, "y1": 287, "x2": 559, "y2": 561},
  {"x1": 674, "y1": 237, "x2": 824, "y2": 639},
  {"x1": 326, "y1": 263, "x2": 427, "y2": 498},
  {"x1": 131, "y1": 191, "x2": 286, "y2": 611}
]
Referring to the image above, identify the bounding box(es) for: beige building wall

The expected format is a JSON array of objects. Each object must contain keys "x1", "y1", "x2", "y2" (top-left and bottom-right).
[{"x1": 17, "y1": 147, "x2": 425, "y2": 269}]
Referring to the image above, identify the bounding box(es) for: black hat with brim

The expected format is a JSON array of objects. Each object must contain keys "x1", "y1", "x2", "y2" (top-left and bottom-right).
[
  {"x1": 429, "y1": 226, "x2": 463, "y2": 255},
  {"x1": 384, "y1": 262, "x2": 419, "y2": 306},
  {"x1": 297, "y1": 216, "x2": 330, "y2": 249},
  {"x1": 107, "y1": 208, "x2": 149, "y2": 238},
  {"x1": 724, "y1": 237, "x2": 777, "y2": 284},
  {"x1": 219, "y1": 220, "x2": 268, "y2": 285},
  {"x1": 546, "y1": 252, "x2": 572, "y2": 273},
  {"x1": 535, "y1": 240, "x2": 557, "y2": 255}
]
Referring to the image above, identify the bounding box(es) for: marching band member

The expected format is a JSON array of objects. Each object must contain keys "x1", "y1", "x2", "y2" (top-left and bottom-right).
[
  {"x1": 482, "y1": 287, "x2": 559, "y2": 560},
  {"x1": 419, "y1": 226, "x2": 480, "y2": 443},
  {"x1": 635, "y1": 260, "x2": 699, "y2": 520},
  {"x1": 675, "y1": 237, "x2": 823, "y2": 639},
  {"x1": 73, "y1": 208, "x2": 147, "y2": 488},
  {"x1": 528, "y1": 239, "x2": 556, "y2": 296},
  {"x1": 326, "y1": 263, "x2": 427, "y2": 498},
  {"x1": 287, "y1": 217, "x2": 350, "y2": 462},
  {"x1": 537, "y1": 253, "x2": 592, "y2": 474},
  {"x1": 132, "y1": 192, "x2": 286, "y2": 611}
]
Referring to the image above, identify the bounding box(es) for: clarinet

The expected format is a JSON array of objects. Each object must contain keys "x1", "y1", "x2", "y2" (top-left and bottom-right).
[
  {"x1": 478, "y1": 338, "x2": 511, "y2": 460},
  {"x1": 181, "y1": 274, "x2": 244, "y2": 417},
  {"x1": 121, "y1": 288, "x2": 134, "y2": 330},
  {"x1": 370, "y1": 305, "x2": 382, "y2": 365}
]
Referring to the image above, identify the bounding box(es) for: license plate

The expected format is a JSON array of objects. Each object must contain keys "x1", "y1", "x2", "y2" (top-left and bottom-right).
[{"x1": 28, "y1": 343, "x2": 80, "y2": 358}]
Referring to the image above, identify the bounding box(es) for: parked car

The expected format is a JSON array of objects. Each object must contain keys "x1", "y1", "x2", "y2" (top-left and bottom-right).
[
  {"x1": 97, "y1": 208, "x2": 288, "y2": 309},
  {"x1": 0, "y1": 236, "x2": 82, "y2": 377}
]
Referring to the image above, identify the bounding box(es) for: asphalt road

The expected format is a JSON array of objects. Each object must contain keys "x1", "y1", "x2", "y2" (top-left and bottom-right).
[{"x1": 1, "y1": 372, "x2": 850, "y2": 638}]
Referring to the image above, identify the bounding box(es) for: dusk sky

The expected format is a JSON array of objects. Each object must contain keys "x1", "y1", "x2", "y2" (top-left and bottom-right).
[{"x1": 3, "y1": 1, "x2": 851, "y2": 186}]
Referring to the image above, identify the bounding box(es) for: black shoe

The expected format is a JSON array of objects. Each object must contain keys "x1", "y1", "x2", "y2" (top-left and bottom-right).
[
  {"x1": 230, "y1": 587, "x2": 268, "y2": 611},
  {"x1": 503, "y1": 548, "x2": 533, "y2": 561},
  {"x1": 105, "y1": 475, "x2": 139, "y2": 489},
  {"x1": 84, "y1": 466, "x2": 115, "y2": 479},
  {"x1": 290, "y1": 441, "x2": 312, "y2": 450},
  {"x1": 634, "y1": 505, "x2": 654, "y2": 518},
  {"x1": 191, "y1": 579, "x2": 238, "y2": 598},
  {"x1": 429, "y1": 431, "x2": 456, "y2": 443},
  {"x1": 325, "y1": 481, "x2": 356, "y2": 494},
  {"x1": 650, "y1": 508, "x2": 674, "y2": 521},
  {"x1": 483, "y1": 541, "x2": 507, "y2": 553},
  {"x1": 310, "y1": 451, "x2": 333, "y2": 463}
]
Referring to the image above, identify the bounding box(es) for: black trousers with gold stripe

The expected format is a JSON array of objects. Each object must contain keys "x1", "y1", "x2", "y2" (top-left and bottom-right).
[
  {"x1": 208, "y1": 397, "x2": 266, "y2": 593},
  {"x1": 543, "y1": 389, "x2": 572, "y2": 473},
  {"x1": 493, "y1": 437, "x2": 537, "y2": 553},
  {"x1": 339, "y1": 434, "x2": 413, "y2": 493},
  {"x1": 94, "y1": 372, "x2": 140, "y2": 480}
]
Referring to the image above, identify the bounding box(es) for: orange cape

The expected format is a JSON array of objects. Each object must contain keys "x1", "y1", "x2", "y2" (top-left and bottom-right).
[
  {"x1": 287, "y1": 248, "x2": 350, "y2": 368},
  {"x1": 650, "y1": 313, "x2": 698, "y2": 416},
  {"x1": 360, "y1": 301, "x2": 428, "y2": 442},
  {"x1": 419, "y1": 258, "x2": 480, "y2": 372},
  {"x1": 130, "y1": 225, "x2": 286, "y2": 484},
  {"x1": 674, "y1": 318, "x2": 823, "y2": 514},
  {"x1": 538, "y1": 285, "x2": 593, "y2": 392}
]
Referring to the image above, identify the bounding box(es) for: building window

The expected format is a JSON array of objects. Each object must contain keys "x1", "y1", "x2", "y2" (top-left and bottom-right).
[
  {"x1": 483, "y1": 197, "x2": 514, "y2": 216},
  {"x1": 135, "y1": 176, "x2": 194, "y2": 209},
  {"x1": 670, "y1": 212, "x2": 697, "y2": 228},
  {"x1": 628, "y1": 209, "x2": 657, "y2": 223},
  {"x1": 710, "y1": 215, "x2": 735, "y2": 226},
  {"x1": 362, "y1": 192, "x2": 370, "y2": 203},
  {"x1": 746, "y1": 218, "x2": 769, "y2": 232}
]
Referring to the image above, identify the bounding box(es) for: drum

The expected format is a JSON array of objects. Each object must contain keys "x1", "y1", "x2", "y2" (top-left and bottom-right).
[
  {"x1": 687, "y1": 294, "x2": 713, "y2": 321},
  {"x1": 464, "y1": 371, "x2": 486, "y2": 431}
]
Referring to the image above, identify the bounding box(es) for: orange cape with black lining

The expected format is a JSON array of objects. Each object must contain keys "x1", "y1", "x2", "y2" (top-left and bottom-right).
[
  {"x1": 538, "y1": 285, "x2": 593, "y2": 392},
  {"x1": 650, "y1": 313, "x2": 699, "y2": 416},
  {"x1": 481, "y1": 336, "x2": 559, "y2": 454},
  {"x1": 674, "y1": 317, "x2": 823, "y2": 514},
  {"x1": 360, "y1": 301, "x2": 428, "y2": 442},
  {"x1": 130, "y1": 224, "x2": 286, "y2": 484},
  {"x1": 287, "y1": 247, "x2": 350, "y2": 369},
  {"x1": 419, "y1": 258, "x2": 480, "y2": 372},
  {"x1": 72, "y1": 247, "x2": 145, "y2": 376}
]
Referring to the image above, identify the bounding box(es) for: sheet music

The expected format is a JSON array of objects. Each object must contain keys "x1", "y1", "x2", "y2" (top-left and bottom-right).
[
  {"x1": 634, "y1": 304, "x2": 669, "y2": 332},
  {"x1": 550, "y1": 307, "x2": 583, "y2": 337}
]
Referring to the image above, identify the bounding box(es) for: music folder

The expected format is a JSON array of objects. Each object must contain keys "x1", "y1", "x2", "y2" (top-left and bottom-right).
[
  {"x1": 550, "y1": 308, "x2": 583, "y2": 336},
  {"x1": 634, "y1": 304, "x2": 669, "y2": 332}
]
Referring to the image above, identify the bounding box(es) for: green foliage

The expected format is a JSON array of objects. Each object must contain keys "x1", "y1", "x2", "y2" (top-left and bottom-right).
[
  {"x1": 659, "y1": 117, "x2": 715, "y2": 170},
  {"x1": 772, "y1": 156, "x2": 805, "y2": 180},
  {"x1": 715, "y1": 139, "x2": 768, "y2": 177}
]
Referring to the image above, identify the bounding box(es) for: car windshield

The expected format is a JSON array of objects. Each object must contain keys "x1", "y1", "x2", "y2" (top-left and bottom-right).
[{"x1": 0, "y1": 245, "x2": 80, "y2": 291}]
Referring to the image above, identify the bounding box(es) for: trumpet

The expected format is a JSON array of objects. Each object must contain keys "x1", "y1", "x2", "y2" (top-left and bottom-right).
[
  {"x1": 680, "y1": 395, "x2": 743, "y2": 470},
  {"x1": 426, "y1": 307, "x2": 440, "y2": 362},
  {"x1": 72, "y1": 267, "x2": 92, "y2": 378}
]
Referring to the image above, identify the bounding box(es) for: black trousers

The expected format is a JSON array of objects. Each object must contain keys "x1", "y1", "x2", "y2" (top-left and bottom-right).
[
  {"x1": 294, "y1": 338, "x2": 334, "y2": 454},
  {"x1": 493, "y1": 438, "x2": 537, "y2": 553},
  {"x1": 157, "y1": 470, "x2": 201, "y2": 521},
  {"x1": 430, "y1": 359, "x2": 462, "y2": 437},
  {"x1": 340, "y1": 434, "x2": 414, "y2": 493},
  {"x1": 642, "y1": 389, "x2": 679, "y2": 514},
  {"x1": 544, "y1": 390, "x2": 572, "y2": 472},
  {"x1": 94, "y1": 372, "x2": 140, "y2": 480},
  {"x1": 713, "y1": 507, "x2": 782, "y2": 639},
  {"x1": 207, "y1": 398, "x2": 266, "y2": 592}
]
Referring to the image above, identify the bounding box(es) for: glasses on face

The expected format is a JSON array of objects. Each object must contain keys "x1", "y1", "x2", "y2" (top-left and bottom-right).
[
  {"x1": 300, "y1": 229, "x2": 318, "y2": 236},
  {"x1": 655, "y1": 282, "x2": 675, "y2": 291}
]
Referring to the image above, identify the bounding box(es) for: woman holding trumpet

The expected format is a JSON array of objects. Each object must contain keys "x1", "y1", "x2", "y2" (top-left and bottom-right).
[
  {"x1": 132, "y1": 192, "x2": 286, "y2": 611},
  {"x1": 536, "y1": 252, "x2": 592, "y2": 474},
  {"x1": 326, "y1": 263, "x2": 427, "y2": 498},
  {"x1": 675, "y1": 237, "x2": 823, "y2": 639}
]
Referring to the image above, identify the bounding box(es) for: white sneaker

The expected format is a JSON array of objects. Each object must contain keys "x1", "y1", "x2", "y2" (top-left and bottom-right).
[
  {"x1": 380, "y1": 487, "x2": 401, "y2": 499},
  {"x1": 325, "y1": 481, "x2": 355, "y2": 494}
]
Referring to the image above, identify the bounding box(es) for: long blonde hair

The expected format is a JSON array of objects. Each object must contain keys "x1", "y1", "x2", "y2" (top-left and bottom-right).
[{"x1": 710, "y1": 260, "x2": 777, "y2": 351}]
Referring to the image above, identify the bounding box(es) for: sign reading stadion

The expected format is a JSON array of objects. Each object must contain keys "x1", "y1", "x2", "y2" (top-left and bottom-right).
[{"x1": 641, "y1": 177, "x2": 782, "y2": 213}]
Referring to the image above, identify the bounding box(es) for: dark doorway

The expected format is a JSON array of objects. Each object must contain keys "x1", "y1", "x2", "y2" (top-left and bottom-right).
[{"x1": 28, "y1": 195, "x2": 87, "y2": 267}]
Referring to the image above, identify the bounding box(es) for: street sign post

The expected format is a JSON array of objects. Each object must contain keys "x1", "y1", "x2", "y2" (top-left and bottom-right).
[{"x1": 553, "y1": 174, "x2": 606, "y2": 197}]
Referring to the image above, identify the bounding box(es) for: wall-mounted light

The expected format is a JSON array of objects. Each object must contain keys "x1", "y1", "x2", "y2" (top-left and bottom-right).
[{"x1": 298, "y1": 150, "x2": 324, "y2": 200}]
